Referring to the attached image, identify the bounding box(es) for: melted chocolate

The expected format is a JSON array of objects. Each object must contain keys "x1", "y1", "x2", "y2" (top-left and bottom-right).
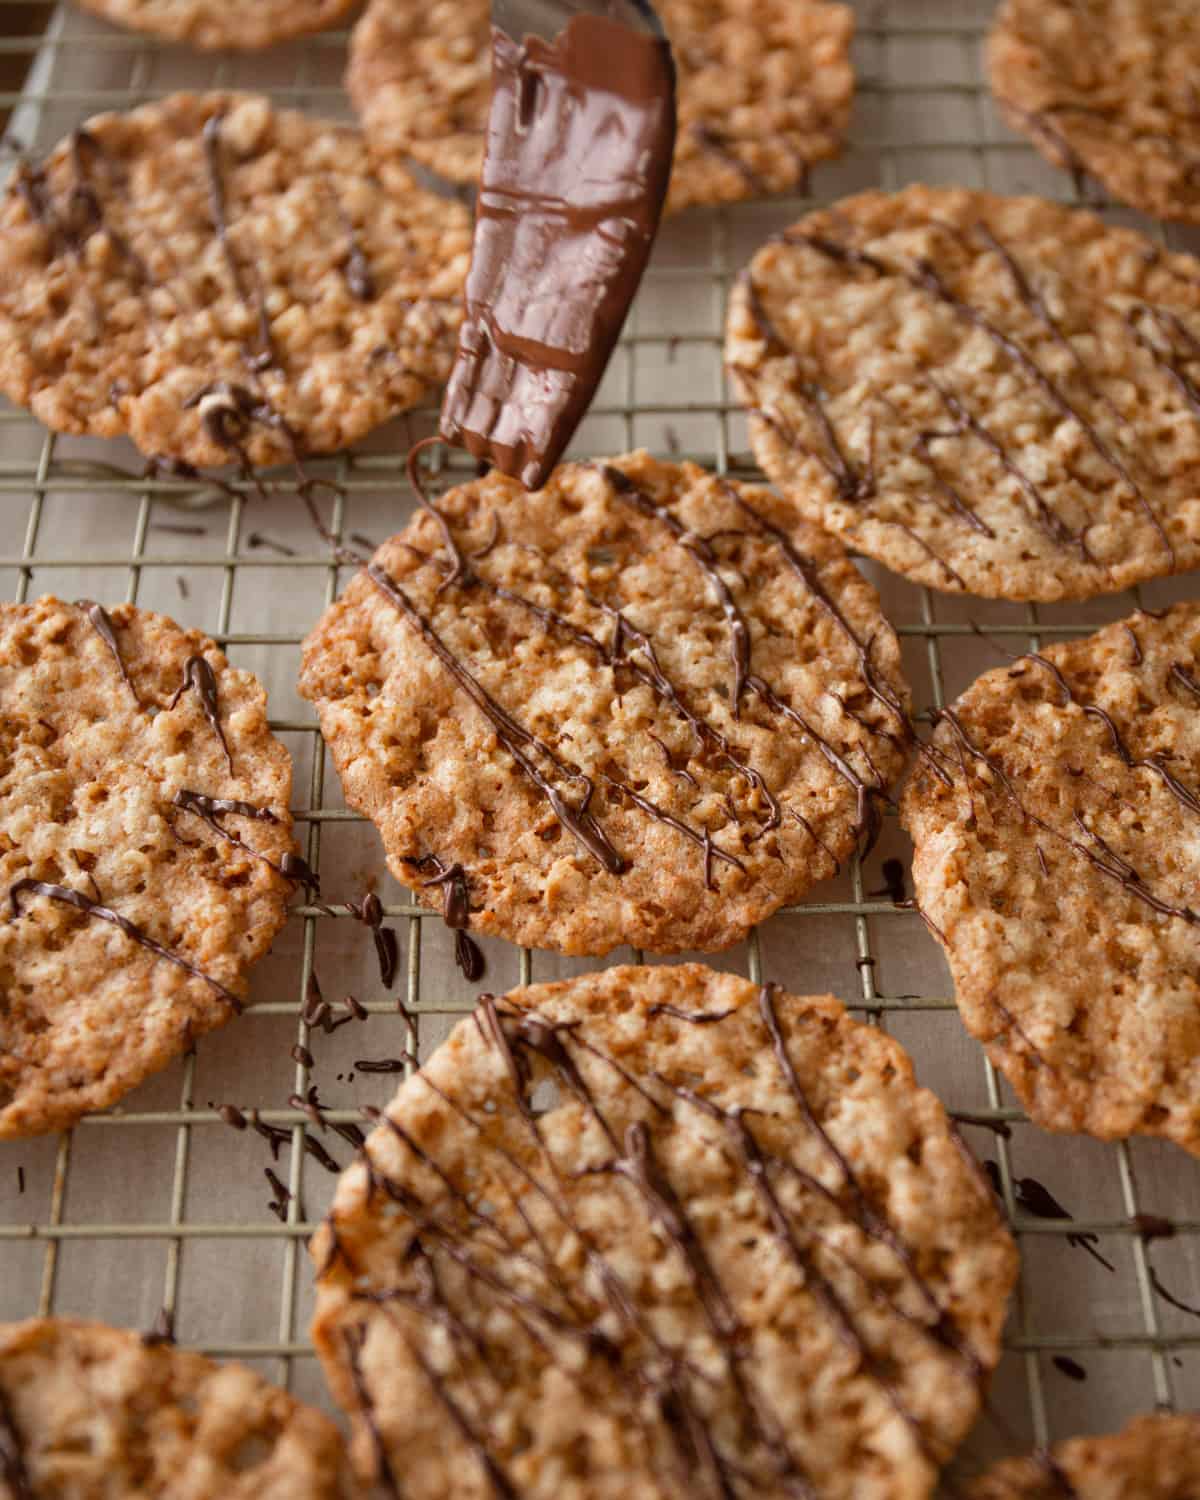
[
  {"x1": 1052, "y1": 1354, "x2": 1087, "y2": 1382},
  {"x1": 75, "y1": 598, "x2": 138, "y2": 702},
  {"x1": 413, "y1": 855, "x2": 486, "y2": 981},
  {"x1": 171, "y1": 789, "x2": 319, "y2": 892},
  {"x1": 345, "y1": 891, "x2": 399, "y2": 989},
  {"x1": 440, "y1": 14, "x2": 675, "y2": 489},
  {"x1": 141, "y1": 1306, "x2": 176, "y2": 1347},
  {"x1": 8, "y1": 878, "x2": 241, "y2": 1009},
  {"x1": 342, "y1": 1326, "x2": 403, "y2": 1500},
  {"x1": 167, "y1": 655, "x2": 233, "y2": 774},
  {"x1": 646, "y1": 1003, "x2": 735, "y2": 1024}
]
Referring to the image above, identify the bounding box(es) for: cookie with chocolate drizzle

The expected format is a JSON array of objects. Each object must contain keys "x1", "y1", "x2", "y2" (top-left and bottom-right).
[
  {"x1": 989, "y1": 1, "x2": 1200, "y2": 222},
  {"x1": 727, "y1": 187, "x2": 1200, "y2": 601},
  {"x1": 310, "y1": 963, "x2": 1017, "y2": 1500},
  {"x1": 0, "y1": 1317, "x2": 351, "y2": 1497},
  {"x1": 299, "y1": 451, "x2": 912, "y2": 956},
  {"x1": 966, "y1": 1410, "x2": 1200, "y2": 1498},
  {"x1": 902, "y1": 603, "x2": 1200, "y2": 1156},
  {"x1": 0, "y1": 93, "x2": 470, "y2": 467},
  {"x1": 0, "y1": 596, "x2": 298, "y2": 1138},
  {"x1": 73, "y1": 0, "x2": 356, "y2": 51},
  {"x1": 346, "y1": 0, "x2": 854, "y2": 213}
]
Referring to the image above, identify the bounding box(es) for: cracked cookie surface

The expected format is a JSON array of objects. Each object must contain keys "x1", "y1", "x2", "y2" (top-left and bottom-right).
[
  {"x1": 0, "y1": 92, "x2": 471, "y2": 467},
  {"x1": 726, "y1": 187, "x2": 1200, "y2": 601},
  {"x1": 0, "y1": 595, "x2": 296, "y2": 1138},
  {"x1": 311, "y1": 963, "x2": 1017, "y2": 1500},
  {"x1": 347, "y1": 0, "x2": 854, "y2": 213},
  {"x1": 902, "y1": 602, "x2": 1200, "y2": 1156},
  {"x1": 0, "y1": 1317, "x2": 351, "y2": 1497},
  {"x1": 299, "y1": 451, "x2": 911, "y2": 956}
]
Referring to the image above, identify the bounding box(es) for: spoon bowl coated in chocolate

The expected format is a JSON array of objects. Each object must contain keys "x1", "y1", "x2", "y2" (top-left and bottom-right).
[{"x1": 440, "y1": 1, "x2": 676, "y2": 490}]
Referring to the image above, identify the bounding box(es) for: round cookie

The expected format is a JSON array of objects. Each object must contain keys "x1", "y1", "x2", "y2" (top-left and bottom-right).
[
  {"x1": 0, "y1": 595, "x2": 298, "y2": 1138},
  {"x1": 0, "y1": 93, "x2": 471, "y2": 468},
  {"x1": 310, "y1": 964, "x2": 1018, "y2": 1500},
  {"x1": 966, "y1": 1411, "x2": 1200, "y2": 1498},
  {"x1": 725, "y1": 186, "x2": 1200, "y2": 601},
  {"x1": 0, "y1": 1318, "x2": 350, "y2": 1497},
  {"x1": 72, "y1": 0, "x2": 356, "y2": 52},
  {"x1": 346, "y1": 0, "x2": 855, "y2": 214},
  {"x1": 901, "y1": 603, "x2": 1200, "y2": 1157},
  {"x1": 299, "y1": 451, "x2": 912, "y2": 956},
  {"x1": 988, "y1": 0, "x2": 1200, "y2": 223}
]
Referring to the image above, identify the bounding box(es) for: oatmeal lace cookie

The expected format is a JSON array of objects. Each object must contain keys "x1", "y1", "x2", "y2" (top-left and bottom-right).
[
  {"x1": 311, "y1": 964, "x2": 1017, "y2": 1500},
  {"x1": 298, "y1": 451, "x2": 912, "y2": 956},
  {"x1": 0, "y1": 595, "x2": 299, "y2": 1138},
  {"x1": 346, "y1": 0, "x2": 854, "y2": 213},
  {"x1": 0, "y1": 1318, "x2": 351, "y2": 1497},
  {"x1": 988, "y1": 0, "x2": 1200, "y2": 222},
  {"x1": 966, "y1": 1411, "x2": 1200, "y2": 1498},
  {"x1": 0, "y1": 93, "x2": 471, "y2": 468},
  {"x1": 73, "y1": 0, "x2": 356, "y2": 53},
  {"x1": 726, "y1": 186, "x2": 1200, "y2": 601},
  {"x1": 902, "y1": 602, "x2": 1200, "y2": 1156}
]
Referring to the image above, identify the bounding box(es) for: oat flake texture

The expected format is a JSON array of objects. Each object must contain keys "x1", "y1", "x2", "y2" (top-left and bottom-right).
[
  {"x1": 0, "y1": 1318, "x2": 352, "y2": 1497},
  {"x1": 966, "y1": 1411, "x2": 1200, "y2": 1498},
  {"x1": 0, "y1": 92, "x2": 471, "y2": 468},
  {"x1": 311, "y1": 964, "x2": 1017, "y2": 1500},
  {"x1": 0, "y1": 596, "x2": 297, "y2": 1138},
  {"x1": 902, "y1": 602, "x2": 1200, "y2": 1157},
  {"x1": 346, "y1": 0, "x2": 854, "y2": 213},
  {"x1": 299, "y1": 452, "x2": 912, "y2": 956},
  {"x1": 726, "y1": 186, "x2": 1200, "y2": 601},
  {"x1": 73, "y1": 0, "x2": 357, "y2": 52},
  {"x1": 988, "y1": 0, "x2": 1200, "y2": 222}
]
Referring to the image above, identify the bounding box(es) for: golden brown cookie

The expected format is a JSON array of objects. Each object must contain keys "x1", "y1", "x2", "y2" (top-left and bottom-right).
[
  {"x1": 346, "y1": 0, "x2": 854, "y2": 213},
  {"x1": 73, "y1": 0, "x2": 356, "y2": 52},
  {"x1": 299, "y1": 451, "x2": 912, "y2": 956},
  {"x1": 988, "y1": 0, "x2": 1200, "y2": 222},
  {"x1": 0, "y1": 1318, "x2": 351, "y2": 1497},
  {"x1": 966, "y1": 1411, "x2": 1200, "y2": 1498},
  {"x1": 901, "y1": 603, "x2": 1200, "y2": 1156},
  {"x1": 0, "y1": 596, "x2": 298, "y2": 1139},
  {"x1": 311, "y1": 963, "x2": 1018, "y2": 1500},
  {"x1": 726, "y1": 186, "x2": 1200, "y2": 601},
  {"x1": 0, "y1": 93, "x2": 471, "y2": 467}
]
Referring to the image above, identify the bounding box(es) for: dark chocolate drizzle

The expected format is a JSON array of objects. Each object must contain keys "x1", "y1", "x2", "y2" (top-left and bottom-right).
[
  {"x1": 413, "y1": 855, "x2": 486, "y2": 982},
  {"x1": 167, "y1": 655, "x2": 234, "y2": 774},
  {"x1": 345, "y1": 890, "x2": 399, "y2": 989},
  {"x1": 201, "y1": 112, "x2": 274, "y2": 372},
  {"x1": 364, "y1": 559, "x2": 625, "y2": 875},
  {"x1": 75, "y1": 598, "x2": 138, "y2": 702},
  {"x1": 770, "y1": 226, "x2": 1179, "y2": 568},
  {"x1": 172, "y1": 788, "x2": 318, "y2": 892},
  {"x1": 602, "y1": 464, "x2": 752, "y2": 716},
  {"x1": 329, "y1": 985, "x2": 993, "y2": 1495},
  {"x1": 342, "y1": 1326, "x2": 403, "y2": 1500},
  {"x1": 8, "y1": 878, "x2": 241, "y2": 1009}
]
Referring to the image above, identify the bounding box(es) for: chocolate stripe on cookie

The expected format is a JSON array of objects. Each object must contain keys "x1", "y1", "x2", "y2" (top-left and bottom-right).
[
  {"x1": 8, "y1": 879, "x2": 243, "y2": 1009},
  {"x1": 326, "y1": 982, "x2": 1002, "y2": 1496}
]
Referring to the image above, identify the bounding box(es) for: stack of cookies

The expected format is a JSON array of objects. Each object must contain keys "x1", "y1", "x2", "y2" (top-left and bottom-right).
[{"x1": 0, "y1": 0, "x2": 1198, "y2": 1495}]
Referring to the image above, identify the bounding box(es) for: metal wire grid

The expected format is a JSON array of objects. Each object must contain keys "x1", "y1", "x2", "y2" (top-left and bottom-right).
[{"x1": 0, "y1": 0, "x2": 1196, "y2": 1478}]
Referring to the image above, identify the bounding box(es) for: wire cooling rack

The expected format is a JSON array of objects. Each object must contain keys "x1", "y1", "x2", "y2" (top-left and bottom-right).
[{"x1": 0, "y1": 0, "x2": 1197, "y2": 1484}]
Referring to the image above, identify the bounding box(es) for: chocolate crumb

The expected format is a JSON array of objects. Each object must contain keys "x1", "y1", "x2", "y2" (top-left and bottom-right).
[{"x1": 1052, "y1": 1354, "x2": 1087, "y2": 1381}]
